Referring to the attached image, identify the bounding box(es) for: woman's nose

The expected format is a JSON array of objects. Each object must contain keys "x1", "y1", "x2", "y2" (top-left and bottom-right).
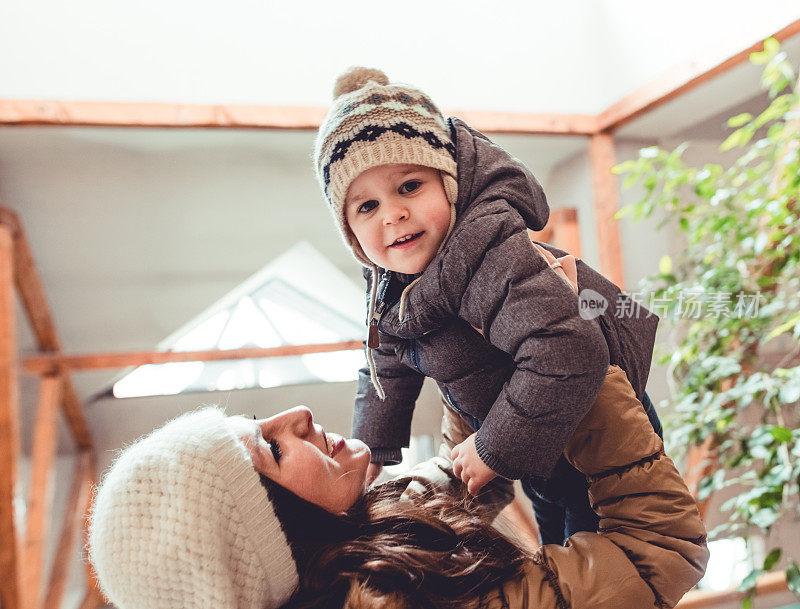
[
  {"x1": 288, "y1": 405, "x2": 313, "y2": 436},
  {"x1": 264, "y1": 405, "x2": 313, "y2": 437}
]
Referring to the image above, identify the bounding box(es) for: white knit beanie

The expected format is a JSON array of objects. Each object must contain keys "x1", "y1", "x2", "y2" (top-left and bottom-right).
[{"x1": 88, "y1": 407, "x2": 299, "y2": 609}]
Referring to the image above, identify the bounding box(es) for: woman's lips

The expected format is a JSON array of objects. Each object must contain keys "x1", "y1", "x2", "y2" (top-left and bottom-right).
[
  {"x1": 330, "y1": 437, "x2": 345, "y2": 458},
  {"x1": 389, "y1": 232, "x2": 423, "y2": 248}
]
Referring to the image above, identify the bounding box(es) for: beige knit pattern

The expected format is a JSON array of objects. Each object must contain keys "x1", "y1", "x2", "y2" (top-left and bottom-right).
[
  {"x1": 313, "y1": 70, "x2": 458, "y2": 267},
  {"x1": 88, "y1": 407, "x2": 299, "y2": 609}
]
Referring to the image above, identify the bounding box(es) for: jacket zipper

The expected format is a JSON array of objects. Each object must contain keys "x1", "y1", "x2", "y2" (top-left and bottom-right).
[
  {"x1": 367, "y1": 272, "x2": 391, "y2": 349},
  {"x1": 368, "y1": 300, "x2": 386, "y2": 349},
  {"x1": 409, "y1": 337, "x2": 423, "y2": 373}
]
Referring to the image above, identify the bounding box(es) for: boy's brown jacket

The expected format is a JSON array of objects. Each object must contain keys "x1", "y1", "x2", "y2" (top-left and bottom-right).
[
  {"x1": 354, "y1": 118, "x2": 659, "y2": 480},
  {"x1": 373, "y1": 366, "x2": 708, "y2": 609}
]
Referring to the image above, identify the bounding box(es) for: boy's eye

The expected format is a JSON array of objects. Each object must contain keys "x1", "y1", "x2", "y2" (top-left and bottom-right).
[
  {"x1": 358, "y1": 200, "x2": 378, "y2": 214},
  {"x1": 399, "y1": 180, "x2": 422, "y2": 194}
]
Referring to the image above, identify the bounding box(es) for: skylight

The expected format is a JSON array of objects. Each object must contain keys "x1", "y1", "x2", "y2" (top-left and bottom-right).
[{"x1": 113, "y1": 242, "x2": 366, "y2": 398}]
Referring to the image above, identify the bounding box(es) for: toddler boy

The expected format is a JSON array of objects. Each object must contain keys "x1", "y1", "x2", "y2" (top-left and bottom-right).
[{"x1": 313, "y1": 67, "x2": 661, "y2": 544}]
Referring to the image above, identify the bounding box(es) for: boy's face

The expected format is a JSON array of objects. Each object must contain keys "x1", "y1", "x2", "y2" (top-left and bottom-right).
[{"x1": 344, "y1": 164, "x2": 451, "y2": 275}]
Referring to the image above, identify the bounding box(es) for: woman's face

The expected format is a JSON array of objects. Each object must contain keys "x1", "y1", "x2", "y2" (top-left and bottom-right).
[{"x1": 226, "y1": 406, "x2": 371, "y2": 514}]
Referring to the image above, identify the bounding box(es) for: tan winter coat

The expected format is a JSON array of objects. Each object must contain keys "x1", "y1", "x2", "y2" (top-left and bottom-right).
[{"x1": 384, "y1": 365, "x2": 708, "y2": 609}]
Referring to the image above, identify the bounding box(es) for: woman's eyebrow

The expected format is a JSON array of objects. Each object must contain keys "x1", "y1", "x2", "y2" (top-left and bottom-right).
[{"x1": 237, "y1": 416, "x2": 263, "y2": 444}]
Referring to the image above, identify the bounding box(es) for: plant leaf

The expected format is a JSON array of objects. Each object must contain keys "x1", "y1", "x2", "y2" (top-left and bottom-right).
[
  {"x1": 728, "y1": 113, "x2": 753, "y2": 127},
  {"x1": 763, "y1": 548, "x2": 781, "y2": 571},
  {"x1": 769, "y1": 426, "x2": 792, "y2": 443},
  {"x1": 763, "y1": 312, "x2": 800, "y2": 342},
  {"x1": 764, "y1": 37, "x2": 779, "y2": 56},
  {"x1": 786, "y1": 562, "x2": 800, "y2": 594}
]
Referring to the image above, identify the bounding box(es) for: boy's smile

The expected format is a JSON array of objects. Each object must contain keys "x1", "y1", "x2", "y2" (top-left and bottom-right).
[{"x1": 344, "y1": 163, "x2": 452, "y2": 274}]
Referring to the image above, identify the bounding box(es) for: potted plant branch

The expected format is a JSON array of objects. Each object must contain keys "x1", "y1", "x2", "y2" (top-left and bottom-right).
[{"x1": 613, "y1": 37, "x2": 800, "y2": 606}]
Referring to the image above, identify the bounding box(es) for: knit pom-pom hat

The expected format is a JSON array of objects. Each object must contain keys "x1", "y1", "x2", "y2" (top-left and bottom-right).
[
  {"x1": 313, "y1": 66, "x2": 458, "y2": 268},
  {"x1": 87, "y1": 407, "x2": 299, "y2": 609}
]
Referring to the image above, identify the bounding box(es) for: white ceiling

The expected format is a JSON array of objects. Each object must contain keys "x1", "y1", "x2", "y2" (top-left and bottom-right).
[{"x1": 618, "y1": 34, "x2": 800, "y2": 139}]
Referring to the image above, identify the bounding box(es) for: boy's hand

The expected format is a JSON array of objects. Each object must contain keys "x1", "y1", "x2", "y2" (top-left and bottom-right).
[
  {"x1": 366, "y1": 463, "x2": 383, "y2": 486},
  {"x1": 451, "y1": 433, "x2": 497, "y2": 495}
]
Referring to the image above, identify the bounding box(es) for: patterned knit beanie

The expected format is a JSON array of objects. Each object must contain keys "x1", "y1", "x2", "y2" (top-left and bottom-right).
[
  {"x1": 88, "y1": 407, "x2": 299, "y2": 609},
  {"x1": 313, "y1": 66, "x2": 459, "y2": 268}
]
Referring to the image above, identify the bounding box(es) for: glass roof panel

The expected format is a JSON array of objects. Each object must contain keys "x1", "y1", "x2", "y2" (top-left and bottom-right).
[{"x1": 112, "y1": 242, "x2": 366, "y2": 398}]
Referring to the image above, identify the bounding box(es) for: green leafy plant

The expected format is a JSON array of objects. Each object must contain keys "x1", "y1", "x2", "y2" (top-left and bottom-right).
[{"x1": 613, "y1": 37, "x2": 800, "y2": 603}]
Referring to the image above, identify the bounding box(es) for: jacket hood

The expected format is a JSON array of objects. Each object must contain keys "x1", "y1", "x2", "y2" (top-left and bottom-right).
[
  {"x1": 362, "y1": 118, "x2": 551, "y2": 399},
  {"x1": 448, "y1": 117, "x2": 549, "y2": 231}
]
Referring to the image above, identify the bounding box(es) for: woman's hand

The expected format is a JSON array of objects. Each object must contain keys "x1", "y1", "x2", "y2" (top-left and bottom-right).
[
  {"x1": 530, "y1": 241, "x2": 578, "y2": 294},
  {"x1": 451, "y1": 433, "x2": 497, "y2": 495}
]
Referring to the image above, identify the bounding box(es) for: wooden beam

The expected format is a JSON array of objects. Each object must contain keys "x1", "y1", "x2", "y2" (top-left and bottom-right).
[
  {"x1": 23, "y1": 341, "x2": 364, "y2": 374},
  {"x1": 43, "y1": 452, "x2": 92, "y2": 609},
  {"x1": 553, "y1": 208, "x2": 582, "y2": 258},
  {"x1": 0, "y1": 100, "x2": 329, "y2": 130},
  {"x1": 0, "y1": 210, "x2": 60, "y2": 349},
  {"x1": 0, "y1": 99, "x2": 598, "y2": 135},
  {"x1": 589, "y1": 131, "x2": 625, "y2": 289},
  {"x1": 676, "y1": 570, "x2": 788, "y2": 608},
  {"x1": 22, "y1": 375, "x2": 61, "y2": 609},
  {"x1": 449, "y1": 110, "x2": 597, "y2": 135},
  {"x1": 597, "y1": 19, "x2": 800, "y2": 132},
  {"x1": 81, "y1": 456, "x2": 99, "y2": 597},
  {"x1": 530, "y1": 208, "x2": 582, "y2": 258},
  {"x1": 0, "y1": 207, "x2": 92, "y2": 450},
  {"x1": 0, "y1": 223, "x2": 21, "y2": 609}
]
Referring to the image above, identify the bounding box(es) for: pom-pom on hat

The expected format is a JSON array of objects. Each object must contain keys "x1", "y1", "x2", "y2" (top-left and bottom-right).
[
  {"x1": 313, "y1": 66, "x2": 458, "y2": 268},
  {"x1": 333, "y1": 66, "x2": 389, "y2": 99},
  {"x1": 88, "y1": 407, "x2": 299, "y2": 609}
]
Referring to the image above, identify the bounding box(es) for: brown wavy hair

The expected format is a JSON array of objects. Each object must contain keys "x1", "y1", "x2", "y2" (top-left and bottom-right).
[{"x1": 263, "y1": 475, "x2": 531, "y2": 609}]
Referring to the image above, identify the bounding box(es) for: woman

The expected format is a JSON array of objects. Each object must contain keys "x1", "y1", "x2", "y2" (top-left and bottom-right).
[{"x1": 88, "y1": 365, "x2": 708, "y2": 609}]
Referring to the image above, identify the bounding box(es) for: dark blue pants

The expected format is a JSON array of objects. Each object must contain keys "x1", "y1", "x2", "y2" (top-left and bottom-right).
[{"x1": 520, "y1": 390, "x2": 663, "y2": 545}]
